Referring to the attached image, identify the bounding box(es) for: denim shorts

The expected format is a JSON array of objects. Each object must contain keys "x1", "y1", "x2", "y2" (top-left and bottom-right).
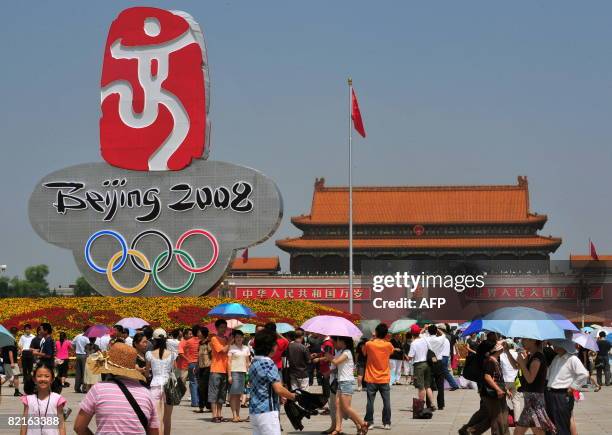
[
  {"x1": 208, "y1": 372, "x2": 228, "y2": 404},
  {"x1": 338, "y1": 380, "x2": 355, "y2": 395}
]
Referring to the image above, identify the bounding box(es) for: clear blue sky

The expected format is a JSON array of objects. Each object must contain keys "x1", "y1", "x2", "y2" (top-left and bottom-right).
[{"x1": 1, "y1": 1, "x2": 611, "y2": 286}]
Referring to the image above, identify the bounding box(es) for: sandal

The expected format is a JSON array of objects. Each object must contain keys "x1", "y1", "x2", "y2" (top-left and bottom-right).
[
  {"x1": 211, "y1": 417, "x2": 222, "y2": 423},
  {"x1": 595, "y1": 385, "x2": 602, "y2": 392}
]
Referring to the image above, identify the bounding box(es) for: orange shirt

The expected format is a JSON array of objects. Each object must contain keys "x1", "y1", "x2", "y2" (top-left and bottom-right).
[
  {"x1": 210, "y1": 335, "x2": 229, "y2": 374},
  {"x1": 182, "y1": 337, "x2": 200, "y2": 364},
  {"x1": 176, "y1": 339, "x2": 188, "y2": 370},
  {"x1": 363, "y1": 339, "x2": 394, "y2": 384}
]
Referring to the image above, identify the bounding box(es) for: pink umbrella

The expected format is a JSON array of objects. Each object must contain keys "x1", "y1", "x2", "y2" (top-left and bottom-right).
[
  {"x1": 301, "y1": 315, "x2": 362, "y2": 339},
  {"x1": 203, "y1": 322, "x2": 234, "y2": 335},
  {"x1": 85, "y1": 324, "x2": 111, "y2": 338},
  {"x1": 572, "y1": 331, "x2": 599, "y2": 352},
  {"x1": 226, "y1": 319, "x2": 244, "y2": 329}
]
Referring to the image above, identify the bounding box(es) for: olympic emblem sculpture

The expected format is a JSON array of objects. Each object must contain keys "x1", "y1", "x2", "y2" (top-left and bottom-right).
[{"x1": 28, "y1": 7, "x2": 283, "y2": 297}]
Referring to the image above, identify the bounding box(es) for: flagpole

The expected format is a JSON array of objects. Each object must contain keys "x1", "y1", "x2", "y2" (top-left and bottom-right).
[{"x1": 348, "y1": 77, "x2": 354, "y2": 314}]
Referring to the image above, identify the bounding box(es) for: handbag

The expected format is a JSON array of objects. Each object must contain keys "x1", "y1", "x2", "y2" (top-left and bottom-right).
[
  {"x1": 329, "y1": 379, "x2": 338, "y2": 395},
  {"x1": 483, "y1": 362, "x2": 505, "y2": 398},
  {"x1": 164, "y1": 372, "x2": 187, "y2": 406},
  {"x1": 425, "y1": 340, "x2": 443, "y2": 376}
]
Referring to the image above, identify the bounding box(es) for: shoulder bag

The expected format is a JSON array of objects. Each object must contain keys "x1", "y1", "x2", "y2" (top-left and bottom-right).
[{"x1": 111, "y1": 377, "x2": 149, "y2": 431}]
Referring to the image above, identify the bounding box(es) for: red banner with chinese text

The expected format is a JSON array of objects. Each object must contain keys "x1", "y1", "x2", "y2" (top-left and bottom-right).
[
  {"x1": 235, "y1": 287, "x2": 371, "y2": 301},
  {"x1": 465, "y1": 286, "x2": 603, "y2": 300}
]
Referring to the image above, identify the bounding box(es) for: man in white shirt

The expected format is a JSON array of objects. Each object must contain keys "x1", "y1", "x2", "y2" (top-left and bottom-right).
[
  {"x1": 406, "y1": 325, "x2": 434, "y2": 407},
  {"x1": 423, "y1": 325, "x2": 446, "y2": 410},
  {"x1": 96, "y1": 333, "x2": 112, "y2": 352},
  {"x1": 18, "y1": 324, "x2": 35, "y2": 384},
  {"x1": 72, "y1": 326, "x2": 91, "y2": 393},
  {"x1": 546, "y1": 339, "x2": 589, "y2": 435},
  {"x1": 500, "y1": 341, "x2": 523, "y2": 422}
]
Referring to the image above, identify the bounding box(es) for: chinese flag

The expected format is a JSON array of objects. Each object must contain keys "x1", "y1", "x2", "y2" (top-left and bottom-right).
[
  {"x1": 241, "y1": 248, "x2": 249, "y2": 262},
  {"x1": 590, "y1": 240, "x2": 599, "y2": 260},
  {"x1": 351, "y1": 88, "x2": 366, "y2": 138}
]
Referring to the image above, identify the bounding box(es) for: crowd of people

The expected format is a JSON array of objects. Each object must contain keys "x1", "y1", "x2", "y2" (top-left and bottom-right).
[
  {"x1": 0, "y1": 320, "x2": 610, "y2": 435},
  {"x1": 458, "y1": 330, "x2": 612, "y2": 435}
]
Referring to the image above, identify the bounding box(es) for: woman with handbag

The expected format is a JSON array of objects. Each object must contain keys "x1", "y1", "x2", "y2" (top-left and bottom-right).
[
  {"x1": 146, "y1": 328, "x2": 177, "y2": 435},
  {"x1": 481, "y1": 341, "x2": 510, "y2": 435}
]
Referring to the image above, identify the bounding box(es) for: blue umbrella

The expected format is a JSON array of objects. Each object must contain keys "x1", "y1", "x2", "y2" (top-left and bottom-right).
[
  {"x1": 606, "y1": 333, "x2": 612, "y2": 344},
  {"x1": 208, "y1": 303, "x2": 256, "y2": 318},
  {"x1": 581, "y1": 326, "x2": 594, "y2": 334},
  {"x1": 549, "y1": 313, "x2": 579, "y2": 332},
  {"x1": 0, "y1": 325, "x2": 15, "y2": 347},
  {"x1": 276, "y1": 323, "x2": 295, "y2": 334},
  {"x1": 462, "y1": 307, "x2": 566, "y2": 340}
]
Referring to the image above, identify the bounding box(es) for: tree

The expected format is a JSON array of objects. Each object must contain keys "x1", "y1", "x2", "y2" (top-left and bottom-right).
[
  {"x1": 0, "y1": 264, "x2": 50, "y2": 297},
  {"x1": 74, "y1": 276, "x2": 95, "y2": 296},
  {"x1": 0, "y1": 276, "x2": 9, "y2": 297},
  {"x1": 23, "y1": 265, "x2": 50, "y2": 296}
]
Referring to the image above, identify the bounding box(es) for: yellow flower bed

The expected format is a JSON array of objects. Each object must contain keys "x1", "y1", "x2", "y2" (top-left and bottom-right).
[{"x1": 0, "y1": 296, "x2": 353, "y2": 338}]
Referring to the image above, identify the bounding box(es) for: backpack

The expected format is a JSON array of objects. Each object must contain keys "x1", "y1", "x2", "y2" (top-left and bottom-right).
[{"x1": 462, "y1": 352, "x2": 485, "y2": 383}]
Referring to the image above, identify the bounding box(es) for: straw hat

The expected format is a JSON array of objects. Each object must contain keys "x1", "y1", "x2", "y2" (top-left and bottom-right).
[{"x1": 87, "y1": 342, "x2": 145, "y2": 381}]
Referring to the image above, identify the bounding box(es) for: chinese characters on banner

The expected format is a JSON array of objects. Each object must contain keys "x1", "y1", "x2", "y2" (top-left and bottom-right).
[
  {"x1": 465, "y1": 286, "x2": 603, "y2": 300},
  {"x1": 235, "y1": 287, "x2": 371, "y2": 301}
]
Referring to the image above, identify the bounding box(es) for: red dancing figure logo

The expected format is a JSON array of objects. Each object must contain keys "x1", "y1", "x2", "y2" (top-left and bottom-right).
[{"x1": 100, "y1": 7, "x2": 210, "y2": 171}]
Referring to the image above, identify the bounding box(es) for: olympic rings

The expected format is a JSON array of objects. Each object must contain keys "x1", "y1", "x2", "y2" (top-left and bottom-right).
[
  {"x1": 152, "y1": 249, "x2": 196, "y2": 294},
  {"x1": 85, "y1": 230, "x2": 128, "y2": 273},
  {"x1": 107, "y1": 249, "x2": 150, "y2": 294},
  {"x1": 84, "y1": 228, "x2": 219, "y2": 294},
  {"x1": 175, "y1": 229, "x2": 219, "y2": 273},
  {"x1": 130, "y1": 229, "x2": 173, "y2": 273}
]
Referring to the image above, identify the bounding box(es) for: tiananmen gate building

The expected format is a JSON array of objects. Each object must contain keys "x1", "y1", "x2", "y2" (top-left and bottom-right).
[{"x1": 216, "y1": 176, "x2": 611, "y2": 324}]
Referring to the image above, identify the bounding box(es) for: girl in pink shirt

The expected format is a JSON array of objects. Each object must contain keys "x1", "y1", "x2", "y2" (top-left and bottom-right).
[
  {"x1": 55, "y1": 332, "x2": 72, "y2": 388},
  {"x1": 20, "y1": 363, "x2": 67, "y2": 435}
]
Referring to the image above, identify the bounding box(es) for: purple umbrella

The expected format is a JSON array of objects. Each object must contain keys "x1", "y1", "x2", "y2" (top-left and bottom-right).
[
  {"x1": 85, "y1": 324, "x2": 111, "y2": 338},
  {"x1": 116, "y1": 317, "x2": 149, "y2": 329},
  {"x1": 301, "y1": 315, "x2": 362, "y2": 339},
  {"x1": 571, "y1": 331, "x2": 599, "y2": 352}
]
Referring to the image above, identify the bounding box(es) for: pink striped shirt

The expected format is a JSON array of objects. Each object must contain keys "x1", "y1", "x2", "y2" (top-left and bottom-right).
[{"x1": 79, "y1": 379, "x2": 159, "y2": 434}]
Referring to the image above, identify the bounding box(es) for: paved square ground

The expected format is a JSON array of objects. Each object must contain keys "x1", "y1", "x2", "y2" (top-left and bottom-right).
[{"x1": 1, "y1": 380, "x2": 611, "y2": 434}]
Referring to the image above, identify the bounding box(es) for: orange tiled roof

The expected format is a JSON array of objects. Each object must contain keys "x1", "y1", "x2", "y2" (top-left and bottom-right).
[
  {"x1": 231, "y1": 257, "x2": 280, "y2": 271},
  {"x1": 570, "y1": 255, "x2": 612, "y2": 268},
  {"x1": 570, "y1": 255, "x2": 612, "y2": 261},
  {"x1": 276, "y1": 236, "x2": 562, "y2": 250},
  {"x1": 292, "y1": 176, "x2": 546, "y2": 225}
]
